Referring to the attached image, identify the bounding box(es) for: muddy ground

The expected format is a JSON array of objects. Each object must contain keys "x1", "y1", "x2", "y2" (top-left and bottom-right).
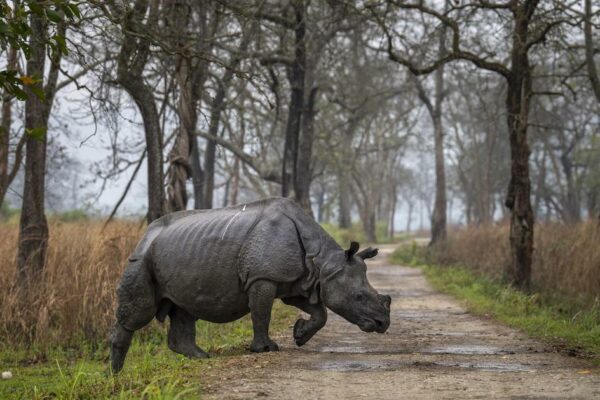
[{"x1": 205, "y1": 245, "x2": 600, "y2": 399}]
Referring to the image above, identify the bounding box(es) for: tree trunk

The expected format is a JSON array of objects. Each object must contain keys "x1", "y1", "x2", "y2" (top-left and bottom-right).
[
  {"x1": 117, "y1": 0, "x2": 164, "y2": 223},
  {"x1": 584, "y1": 0, "x2": 600, "y2": 223},
  {"x1": 17, "y1": 15, "x2": 49, "y2": 284},
  {"x1": 166, "y1": 0, "x2": 200, "y2": 213},
  {"x1": 354, "y1": 178, "x2": 377, "y2": 243},
  {"x1": 316, "y1": 187, "x2": 325, "y2": 222},
  {"x1": 295, "y1": 84, "x2": 317, "y2": 214},
  {"x1": 229, "y1": 154, "x2": 240, "y2": 206},
  {"x1": 202, "y1": 26, "x2": 250, "y2": 209},
  {"x1": 133, "y1": 87, "x2": 164, "y2": 223},
  {"x1": 188, "y1": 3, "x2": 217, "y2": 210},
  {"x1": 356, "y1": 196, "x2": 377, "y2": 243},
  {"x1": 430, "y1": 112, "x2": 447, "y2": 245},
  {"x1": 166, "y1": 126, "x2": 190, "y2": 212},
  {"x1": 202, "y1": 100, "x2": 220, "y2": 209},
  {"x1": 229, "y1": 118, "x2": 244, "y2": 206},
  {"x1": 428, "y1": 24, "x2": 447, "y2": 246},
  {"x1": 222, "y1": 178, "x2": 230, "y2": 207},
  {"x1": 389, "y1": 184, "x2": 397, "y2": 238},
  {"x1": 0, "y1": 47, "x2": 19, "y2": 206},
  {"x1": 281, "y1": 1, "x2": 306, "y2": 198},
  {"x1": 584, "y1": 0, "x2": 600, "y2": 103},
  {"x1": 200, "y1": 17, "x2": 254, "y2": 209},
  {"x1": 405, "y1": 201, "x2": 413, "y2": 232},
  {"x1": 503, "y1": 3, "x2": 536, "y2": 291},
  {"x1": 190, "y1": 138, "x2": 204, "y2": 209},
  {"x1": 338, "y1": 172, "x2": 352, "y2": 228},
  {"x1": 362, "y1": 205, "x2": 376, "y2": 243},
  {"x1": 560, "y1": 153, "x2": 581, "y2": 223}
]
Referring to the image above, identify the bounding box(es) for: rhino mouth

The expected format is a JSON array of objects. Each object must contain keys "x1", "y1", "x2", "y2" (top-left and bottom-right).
[{"x1": 359, "y1": 317, "x2": 389, "y2": 333}]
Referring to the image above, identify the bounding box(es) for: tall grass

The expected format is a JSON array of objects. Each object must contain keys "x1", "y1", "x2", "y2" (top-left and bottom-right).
[
  {"x1": 0, "y1": 221, "x2": 299, "y2": 399},
  {"x1": 0, "y1": 221, "x2": 142, "y2": 350},
  {"x1": 431, "y1": 221, "x2": 600, "y2": 306}
]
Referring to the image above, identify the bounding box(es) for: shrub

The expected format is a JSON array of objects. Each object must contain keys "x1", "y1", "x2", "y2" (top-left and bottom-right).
[{"x1": 429, "y1": 221, "x2": 600, "y2": 306}]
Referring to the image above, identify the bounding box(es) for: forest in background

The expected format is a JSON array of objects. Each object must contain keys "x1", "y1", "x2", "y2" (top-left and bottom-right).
[
  {"x1": 0, "y1": 2, "x2": 599, "y2": 397},
  {"x1": 0, "y1": 0, "x2": 598, "y2": 330}
]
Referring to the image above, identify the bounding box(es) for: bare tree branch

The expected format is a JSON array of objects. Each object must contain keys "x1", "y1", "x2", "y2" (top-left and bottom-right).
[{"x1": 193, "y1": 130, "x2": 281, "y2": 184}]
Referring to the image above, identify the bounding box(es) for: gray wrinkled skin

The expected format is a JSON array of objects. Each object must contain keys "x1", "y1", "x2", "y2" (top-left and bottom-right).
[{"x1": 109, "y1": 197, "x2": 391, "y2": 373}]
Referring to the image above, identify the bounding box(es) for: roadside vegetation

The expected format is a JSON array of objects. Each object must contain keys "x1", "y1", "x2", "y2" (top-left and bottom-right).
[
  {"x1": 0, "y1": 220, "x2": 296, "y2": 399},
  {"x1": 0, "y1": 215, "x2": 401, "y2": 400},
  {"x1": 392, "y1": 222, "x2": 600, "y2": 363}
]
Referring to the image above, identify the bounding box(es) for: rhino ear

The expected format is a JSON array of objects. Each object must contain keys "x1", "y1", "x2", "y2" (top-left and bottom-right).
[
  {"x1": 345, "y1": 241, "x2": 360, "y2": 261},
  {"x1": 357, "y1": 247, "x2": 378, "y2": 260}
]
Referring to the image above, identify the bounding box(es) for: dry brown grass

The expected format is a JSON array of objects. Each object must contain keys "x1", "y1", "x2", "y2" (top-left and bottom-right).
[
  {"x1": 435, "y1": 221, "x2": 600, "y2": 304},
  {"x1": 0, "y1": 221, "x2": 142, "y2": 350}
]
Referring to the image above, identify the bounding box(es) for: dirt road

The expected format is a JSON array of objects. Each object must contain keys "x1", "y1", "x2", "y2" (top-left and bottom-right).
[{"x1": 206, "y1": 245, "x2": 600, "y2": 399}]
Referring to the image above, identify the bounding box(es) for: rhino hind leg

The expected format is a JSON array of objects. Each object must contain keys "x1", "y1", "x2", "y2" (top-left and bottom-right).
[
  {"x1": 282, "y1": 297, "x2": 327, "y2": 346},
  {"x1": 167, "y1": 306, "x2": 209, "y2": 359},
  {"x1": 109, "y1": 259, "x2": 157, "y2": 373},
  {"x1": 248, "y1": 280, "x2": 279, "y2": 352}
]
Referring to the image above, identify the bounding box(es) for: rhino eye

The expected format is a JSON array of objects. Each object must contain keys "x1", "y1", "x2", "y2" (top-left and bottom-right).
[{"x1": 355, "y1": 293, "x2": 364, "y2": 302}]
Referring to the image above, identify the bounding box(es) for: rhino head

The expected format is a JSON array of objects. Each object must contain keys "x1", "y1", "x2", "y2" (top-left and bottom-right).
[{"x1": 319, "y1": 242, "x2": 391, "y2": 333}]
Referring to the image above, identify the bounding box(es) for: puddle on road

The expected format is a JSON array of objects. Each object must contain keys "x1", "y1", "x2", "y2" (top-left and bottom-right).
[
  {"x1": 435, "y1": 361, "x2": 534, "y2": 372},
  {"x1": 423, "y1": 345, "x2": 515, "y2": 355},
  {"x1": 313, "y1": 360, "x2": 404, "y2": 372},
  {"x1": 418, "y1": 331, "x2": 489, "y2": 338},
  {"x1": 318, "y1": 346, "x2": 369, "y2": 353},
  {"x1": 311, "y1": 359, "x2": 533, "y2": 373},
  {"x1": 312, "y1": 344, "x2": 519, "y2": 356},
  {"x1": 393, "y1": 310, "x2": 467, "y2": 319}
]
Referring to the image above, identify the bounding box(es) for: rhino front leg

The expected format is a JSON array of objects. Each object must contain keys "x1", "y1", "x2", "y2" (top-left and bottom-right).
[
  {"x1": 248, "y1": 280, "x2": 279, "y2": 352},
  {"x1": 282, "y1": 297, "x2": 327, "y2": 346},
  {"x1": 168, "y1": 306, "x2": 209, "y2": 359}
]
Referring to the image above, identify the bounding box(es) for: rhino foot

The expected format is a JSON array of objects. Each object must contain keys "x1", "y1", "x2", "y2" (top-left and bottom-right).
[
  {"x1": 168, "y1": 340, "x2": 210, "y2": 359},
  {"x1": 250, "y1": 339, "x2": 279, "y2": 353},
  {"x1": 180, "y1": 346, "x2": 210, "y2": 359}
]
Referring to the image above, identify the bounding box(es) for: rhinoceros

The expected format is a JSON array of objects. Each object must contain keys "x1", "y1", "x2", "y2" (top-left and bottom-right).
[{"x1": 110, "y1": 197, "x2": 391, "y2": 373}]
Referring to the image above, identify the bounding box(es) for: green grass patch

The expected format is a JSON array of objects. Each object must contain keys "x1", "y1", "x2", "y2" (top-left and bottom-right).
[
  {"x1": 0, "y1": 301, "x2": 297, "y2": 399},
  {"x1": 391, "y1": 245, "x2": 600, "y2": 364},
  {"x1": 390, "y1": 241, "x2": 428, "y2": 266}
]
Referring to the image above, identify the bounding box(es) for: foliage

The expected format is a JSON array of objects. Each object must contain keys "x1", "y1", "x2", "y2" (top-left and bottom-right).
[{"x1": 0, "y1": 0, "x2": 80, "y2": 100}]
